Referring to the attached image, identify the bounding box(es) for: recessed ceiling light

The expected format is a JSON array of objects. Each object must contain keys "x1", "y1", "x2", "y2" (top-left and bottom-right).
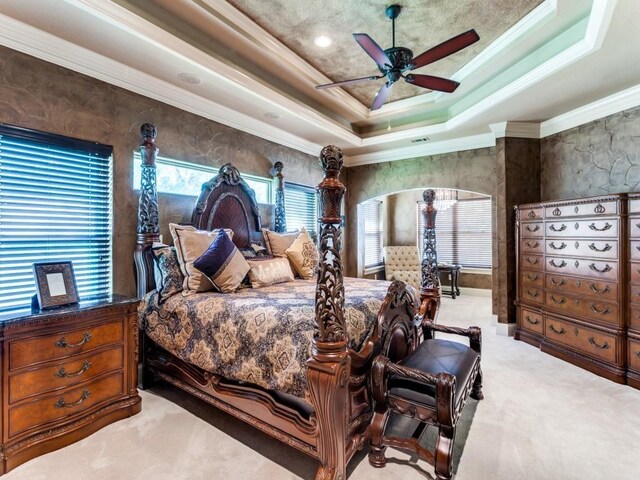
[
  {"x1": 314, "y1": 35, "x2": 332, "y2": 48},
  {"x1": 177, "y1": 73, "x2": 202, "y2": 85},
  {"x1": 263, "y1": 112, "x2": 280, "y2": 120}
]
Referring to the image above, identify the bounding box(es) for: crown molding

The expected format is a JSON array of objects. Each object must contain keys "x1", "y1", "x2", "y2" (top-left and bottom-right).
[{"x1": 489, "y1": 122, "x2": 541, "y2": 138}]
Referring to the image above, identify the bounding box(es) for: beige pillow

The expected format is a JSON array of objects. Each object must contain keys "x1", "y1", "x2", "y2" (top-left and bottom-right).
[
  {"x1": 285, "y1": 227, "x2": 319, "y2": 280},
  {"x1": 262, "y1": 228, "x2": 299, "y2": 256},
  {"x1": 169, "y1": 224, "x2": 233, "y2": 293},
  {"x1": 247, "y1": 257, "x2": 294, "y2": 288}
]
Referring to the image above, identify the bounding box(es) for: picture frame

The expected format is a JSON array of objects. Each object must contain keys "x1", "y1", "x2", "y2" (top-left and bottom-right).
[{"x1": 33, "y1": 261, "x2": 79, "y2": 310}]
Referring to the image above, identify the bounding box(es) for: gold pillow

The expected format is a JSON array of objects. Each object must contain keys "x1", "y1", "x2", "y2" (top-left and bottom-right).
[
  {"x1": 247, "y1": 257, "x2": 294, "y2": 288},
  {"x1": 285, "y1": 227, "x2": 319, "y2": 280},
  {"x1": 262, "y1": 228, "x2": 299, "y2": 256},
  {"x1": 169, "y1": 224, "x2": 233, "y2": 293}
]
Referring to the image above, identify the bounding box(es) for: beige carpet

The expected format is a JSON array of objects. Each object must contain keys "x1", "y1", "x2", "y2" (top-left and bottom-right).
[{"x1": 4, "y1": 294, "x2": 640, "y2": 480}]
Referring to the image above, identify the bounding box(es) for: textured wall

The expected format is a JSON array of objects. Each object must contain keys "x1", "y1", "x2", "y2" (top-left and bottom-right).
[
  {"x1": 541, "y1": 105, "x2": 640, "y2": 200},
  {"x1": 0, "y1": 46, "x2": 321, "y2": 297}
]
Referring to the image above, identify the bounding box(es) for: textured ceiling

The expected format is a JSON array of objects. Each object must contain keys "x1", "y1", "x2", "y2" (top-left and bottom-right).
[{"x1": 228, "y1": 0, "x2": 544, "y2": 106}]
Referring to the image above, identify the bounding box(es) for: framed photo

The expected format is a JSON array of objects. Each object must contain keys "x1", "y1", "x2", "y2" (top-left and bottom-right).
[{"x1": 33, "y1": 261, "x2": 79, "y2": 310}]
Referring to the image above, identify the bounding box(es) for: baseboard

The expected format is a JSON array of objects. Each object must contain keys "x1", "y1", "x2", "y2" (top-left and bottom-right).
[
  {"x1": 491, "y1": 314, "x2": 498, "y2": 326},
  {"x1": 496, "y1": 323, "x2": 516, "y2": 337},
  {"x1": 459, "y1": 287, "x2": 492, "y2": 297}
]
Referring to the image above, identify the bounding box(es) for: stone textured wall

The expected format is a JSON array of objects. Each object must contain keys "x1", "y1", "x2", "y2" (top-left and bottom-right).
[
  {"x1": 541, "y1": 105, "x2": 640, "y2": 200},
  {"x1": 0, "y1": 46, "x2": 321, "y2": 297}
]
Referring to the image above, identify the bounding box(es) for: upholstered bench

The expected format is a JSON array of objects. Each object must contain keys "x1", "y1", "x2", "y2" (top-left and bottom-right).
[{"x1": 369, "y1": 322, "x2": 483, "y2": 480}]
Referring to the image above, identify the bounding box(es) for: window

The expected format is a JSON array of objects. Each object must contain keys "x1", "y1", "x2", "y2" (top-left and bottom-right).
[
  {"x1": 417, "y1": 197, "x2": 492, "y2": 269},
  {"x1": 0, "y1": 125, "x2": 113, "y2": 313},
  {"x1": 284, "y1": 182, "x2": 317, "y2": 235},
  {"x1": 133, "y1": 154, "x2": 272, "y2": 204},
  {"x1": 363, "y1": 200, "x2": 383, "y2": 268}
]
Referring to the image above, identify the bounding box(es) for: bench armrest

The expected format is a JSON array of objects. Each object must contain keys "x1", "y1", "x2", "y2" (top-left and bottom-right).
[{"x1": 422, "y1": 322, "x2": 482, "y2": 356}]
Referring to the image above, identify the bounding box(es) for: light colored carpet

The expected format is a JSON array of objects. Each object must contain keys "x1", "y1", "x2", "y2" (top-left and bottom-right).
[{"x1": 4, "y1": 294, "x2": 640, "y2": 479}]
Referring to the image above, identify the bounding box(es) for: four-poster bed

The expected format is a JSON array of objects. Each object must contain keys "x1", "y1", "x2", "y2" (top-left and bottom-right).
[{"x1": 133, "y1": 124, "x2": 443, "y2": 478}]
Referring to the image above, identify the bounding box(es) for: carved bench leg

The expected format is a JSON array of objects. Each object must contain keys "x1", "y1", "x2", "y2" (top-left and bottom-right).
[
  {"x1": 368, "y1": 408, "x2": 389, "y2": 468},
  {"x1": 471, "y1": 366, "x2": 484, "y2": 401},
  {"x1": 434, "y1": 425, "x2": 455, "y2": 480}
]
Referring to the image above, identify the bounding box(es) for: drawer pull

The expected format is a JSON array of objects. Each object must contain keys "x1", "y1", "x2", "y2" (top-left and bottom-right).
[
  {"x1": 55, "y1": 332, "x2": 92, "y2": 348},
  {"x1": 588, "y1": 337, "x2": 610, "y2": 350},
  {"x1": 527, "y1": 210, "x2": 536, "y2": 218},
  {"x1": 594, "y1": 203, "x2": 606, "y2": 214},
  {"x1": 549, "y1": 224, "x2": 566, "y2": 232},
  {"x1": 54, "y1": 361, "x2": 92, "y2": 378},
  {"x1": 525, "y1": 241, "x2": 540, "y2": 248},
  {"x1": 54, "y1": 390, "x2": 90, "y2": 409},
  {"x1": 591, "y1": 304, "x2": 611, "y2": 315},
  {"x1": 549, "y1": 260, "x2": 567, "y2": 268},
  {"x1": 549, "y1": 325, "x2": 566, "y2": 335},
  {"x1": 525, "y1": 273, "x2": 539, "y2": 281},
  {"x1": 525, "y1": 225, "x2": 540, "y2": 233},
  {"x1": 636, "y1": 245, "x2": 640, "y2": 252},
  {"x1": 526, "y1": 289, "x2": 539, "y2": 298},
  {"x1": 636, "y1": 351, "x2": 640, "y2": 359},
  {"x1": 525, "y1": 315, "x2": 540, "y2": 325},
  {"x1": 526, "y1": 257, "x2": 540, "y2": 265},
  {"x1": 589, "y1": 263, "x2": 612, "y2": 273},
  {"x1": 588, "y1": 222, "x2": 612, "y2": 232},
  {"x1": 550, "y1": 278, "x2": 567, "y2": 286},
  {"x1": 549, "y1": 242, "x2": 567, "y2": 250},
  {"x1": 550, "y1": 295, "x2": 566, "y2": 305},
  {"x1": 589, "y1": 284, "x2": 610, "y2": 294},
  {"x1": 552, "y1": 207, "x2": 561, "y2": 216},
  {"x1": 588, "y1": 243, "x2": 612, "y2": 253}
]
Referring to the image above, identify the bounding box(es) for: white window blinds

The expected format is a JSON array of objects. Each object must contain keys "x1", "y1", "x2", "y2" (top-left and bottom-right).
[
  {"x1": 417, "y1": 197, "x2": 492, "y2": 268},
  {"x1": 363, "y1": 200, "x2": 383, "y2": 268},
  {"x1": 285, "y1": 182, "x2": 317, "y2": 235},
  {"x1": 0, "y1": 125, "x2": 113, "y2": 313}
]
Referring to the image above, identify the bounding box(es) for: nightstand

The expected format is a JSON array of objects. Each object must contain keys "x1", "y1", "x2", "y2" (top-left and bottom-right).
[{"x1": 0, "y1": 296, "x2": 141, "y2": 474}]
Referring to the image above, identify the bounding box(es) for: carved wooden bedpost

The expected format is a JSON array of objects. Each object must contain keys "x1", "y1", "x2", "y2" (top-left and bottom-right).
[
  {"x1": 307, "y1": 145, "x2": 350, "y2": 480},
  {"x1": 420, "y1": 189, "x2": 441, "y2": 329},
  {"x1": 273, "y1": 161, "x2": 287, "y2": 233}
]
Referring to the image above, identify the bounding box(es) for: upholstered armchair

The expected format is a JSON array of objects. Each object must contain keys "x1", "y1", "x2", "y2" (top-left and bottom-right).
[{"x1": 383, "y1": 246, "x2": 420, "y2": 291}]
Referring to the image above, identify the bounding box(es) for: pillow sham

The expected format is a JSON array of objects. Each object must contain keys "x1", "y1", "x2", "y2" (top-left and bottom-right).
[
  {"x1": 193, "y1": 230, "x2": 250, "y2": 293},
  {"x1": 285, "y1": 227, "x2": 319, "y2": 280},
  {"x1": 151, "y1": 244, "x2": 184, "y2": 301},
  {"x1": 261, "y1": 228, "x2": 299, "y2": 257},
  {"x1": 169, "y1": 223, "x2": 233, "y2": 293},
  {"x1": 247, "y1": 257, "x2": 294, "y2": 288}
]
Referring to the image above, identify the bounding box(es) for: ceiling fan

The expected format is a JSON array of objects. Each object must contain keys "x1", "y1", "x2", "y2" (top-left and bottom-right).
[{"x1": 316, "y1": 4, "x2": 480, "y2": 111}]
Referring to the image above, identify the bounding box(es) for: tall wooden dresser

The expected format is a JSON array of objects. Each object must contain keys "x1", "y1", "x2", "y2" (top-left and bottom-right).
[
  {"x1": 515, "y1": 194, "x2": 629, "y2": 384},
  {"x1": 628, "y1": 194, "x2": 640, "y2": 388}
]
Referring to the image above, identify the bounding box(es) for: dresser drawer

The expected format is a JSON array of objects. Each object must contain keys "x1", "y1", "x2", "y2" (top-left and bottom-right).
[
  {"x1": 8, "y1": 371, "x2": 124, "y2": 438},
  {"x1": 521, "y1": 222, "x2": 543, "y2": 238},
  {"x1": 545, "y1": 200, "x2": 618, "y2": 219},
  {"x1": 545, "y1": 239, "x2": 617, "y2": 260},
  {"x1": 521, "y1": 238, "x2": 543, "y2": 254},
  {"x1": 545, "y1": 274, "x2": 617, "y2": 302},
  {"x1": 629, "y1": 339, "x2": 640, "y2": 372},
  {"x1": 521, "y1": 254, "x2": 544, "y2": 272},
  {"x1": 544, "y1": 317, "x2": 618, "y2": 364},
  {"x1": 546, "y1": 256, "x2": 618, "y2": 281},
  {"x1": 631, "y1": 241, "x2": 640, "y2": 261},
  {"x1": 630, "y1": 199, "x2": 640, "y2": 215},
  {"x1": 519, "y1": 308, "x2": 543, "y2": 334},
  {"x1": 521, "y1": 207, "x2": 543, "y2": 221},
  {"x1": 630, "y1": 217, "x2": 640, "y2": 237},
  {"x1": 521, "y1": 270, "x2": 543, "y2": 287},
  {"x1": 629, "y1": 305, "x2": 640, "y2": 331},
  {"x1": 9, "y1": 346, "x2": 124, "y2": 404},
  {"x1": 545, "y1": 219, "x2": 618, "y2": 238},
  {"x1": 630, "y1": 285, "x2": 640, "y2": 305},
  {"x1": 544, "y1": 292, "x2": 619, "y2": 326},
  {"x1": 631, "y1": 263, "x2": 640, "y2": 284},
  {"x1": 521, "y1": 286, "x2": 543, "y2": 305}
]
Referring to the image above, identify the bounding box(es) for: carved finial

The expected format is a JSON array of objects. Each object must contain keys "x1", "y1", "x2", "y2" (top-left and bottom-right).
[
  {"x1": 274, "y1": 161, "x2": 284, "y2": 175},
  {"x1": 218, "y1": 163, "x2": 241, "y2": 185},
  {"x1": 141, "y1": 123, "x2": 157, "y2": 142},
  {"x1": 319, "y1": 145, "x2": 344, "y2": 177},
  {"x1": 423, "y1": 189, "x2": 436, "y2": 205}
]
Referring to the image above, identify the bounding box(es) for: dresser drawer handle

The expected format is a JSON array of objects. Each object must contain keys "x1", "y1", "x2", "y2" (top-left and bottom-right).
[
  {"x1": 55, "y1": 332, "x2": 92, "y2": 348},
  {"x1": 591, "y1": 304, "x2": 611, "y2": 315},
  {"x1": 54, "y1": 361, "x2": 92, "y2": 378},
  {"x1": 589, "y1": 243, "x2": 612, "y2": 252},
  {"x1": 550, "y1": 295, "x2": 566, "y2": 305},
  {"x1": 589, "y1": 263, "x2": 612, "y2": 273},
  {"x1": 54, "y1": 390, "x2": 90, "y2": 409},
  {"x1": 549, "y1": 325, "x2": 566, "y2": 335},
  {"x1": 636, "y1": 245, "x2": 640, "y2": 252},
  {"x1": 550, "y1": 278, "x2": 566, "y2": 286},
  {"x1": 527, "y1": 210, "x2": 536, "y2": 218},
  {"x1": 588, "y1": 337, "x2": 610, "y2": 350},
  {"x1": 526, "y1": 257, "x2": 540, "y2": 265},
  {"x1": 552, "y1": 207, "x2": 561, "y2": 216},
  {"x1": 525, "y1": 315, "x2": 540, "y2": 325},
  {"x1": 525, "y1": 225, "x2": 540, "y2": 232},
  {"x1": 549, "y1": 224, "x2": 566, "y2": 232},
  {"x1": 594, "y1": 203, "x2": 606, "y2": 214},
  {"x1": 525, "y1": 273, "x2": 539, "y2": 281},
  {"x1": 525, "y1": 241, "x2": 540, "y2": 248},
  {"x1": 636, "y1": 351, "x2": 640, "y2": 359},
  {"x1": 588, "y1": 222, "x2": 612, "y2": 232},
  {"x1": 589, "y1": 284, "x2": 610, "y2": 294},
  {"x1": 526, "y1": 289, "x2": 539, "y2": 298},
  {"x1": 549, "y1": 260, "x2": 567, "y2": 268},
  {"x1": 549, "y1": 242, "x2": 566, "y2": 250}
]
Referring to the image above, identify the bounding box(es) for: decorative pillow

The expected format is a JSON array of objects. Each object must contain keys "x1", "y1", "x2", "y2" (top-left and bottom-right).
[
  {"x1": 152, "y1": 244, "x2": 184, "y2": 301},
  {"x1": 193, "y1": 230, "x2": 250, "y2": 293},
  {"x1": 240, "y1": 243, "x2": 270, "y2": 259},
  {"x1": 169, "y1": 223, "x2": 234, "y2": 293},
  {"x1": 247, "y1": 257, "x2": 294, "y2": 288},
  {"x1": 262, "y1": 229, "x2": 299, "y2": 256},
  {"x1": 285, "y1": 227, "x2": 319, "y2": 280}
]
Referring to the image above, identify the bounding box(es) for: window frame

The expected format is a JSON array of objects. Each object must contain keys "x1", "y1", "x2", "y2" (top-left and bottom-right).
[
  {"x1": 284, "y1": 181, "x2": 318, "y2": 236},
  {"x1": 362, "y1": 199, "x2": 384, "y2": 271}
]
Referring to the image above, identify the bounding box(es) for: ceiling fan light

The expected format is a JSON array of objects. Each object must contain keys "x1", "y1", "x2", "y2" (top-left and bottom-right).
[{"x1": 314, "y1": 35, "x2": 333, "y2": 48}]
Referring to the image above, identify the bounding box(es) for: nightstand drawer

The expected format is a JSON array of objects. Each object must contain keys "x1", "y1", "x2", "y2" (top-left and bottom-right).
[
  {"x1": 9, "y1": 320, "x2": 123, "y2": 370},
  {"x1": 9, "y1": 346, "x2": 124, "y2": 404},
  {"x1": 8, "y1": 371, "x2": 124, "y2": 439}
]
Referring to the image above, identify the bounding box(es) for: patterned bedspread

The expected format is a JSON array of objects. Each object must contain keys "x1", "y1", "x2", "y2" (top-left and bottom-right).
[{"x1": 139, "y1": 278, "x2": 393, "y2": 400}]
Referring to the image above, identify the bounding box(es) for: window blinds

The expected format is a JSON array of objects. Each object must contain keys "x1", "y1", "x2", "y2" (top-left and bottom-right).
[
  {"x1": 0, "y1": 125, "x2": 113, "y2": 313},
  {"x1": 284, "y1": 182, "x2": 317, "y2": 235},
  {"x1": 363, "y1": 200, "x2": 383, "y2": 268},
  {"x1": 417, "y1": 197, "x2": 492, "y2": 268}
]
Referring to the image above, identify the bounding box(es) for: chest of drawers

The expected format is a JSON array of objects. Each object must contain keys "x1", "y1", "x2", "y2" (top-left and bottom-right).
[
  {"x1": 0, "y1": 297, "x2": 140, "y2": 474},
  {"x1": 628, "y1": 194, "x2": 640, "y2": 389}
]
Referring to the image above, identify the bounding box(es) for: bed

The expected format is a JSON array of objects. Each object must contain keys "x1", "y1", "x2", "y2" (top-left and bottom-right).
[{"x1": 133, "y1": 124, "x2": 442, "y2": 479}]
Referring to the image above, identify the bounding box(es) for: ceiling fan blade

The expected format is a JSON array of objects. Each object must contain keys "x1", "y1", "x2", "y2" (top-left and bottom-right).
[
  {"x1": 410, "y1": 29, "x2": 480, "y2": 70},
  {"x1": 405, "y1": 74, "x2": 460, "y2": 93},
  {"x1": 353, "y1": 33, "x2": 392, "y2": 69},
  {"x1": 315, "y1": 75, "x2": 383, "y2": 89},
  {"x1": 371, "y1": 82, "x2": 393, "y2": 111}
]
